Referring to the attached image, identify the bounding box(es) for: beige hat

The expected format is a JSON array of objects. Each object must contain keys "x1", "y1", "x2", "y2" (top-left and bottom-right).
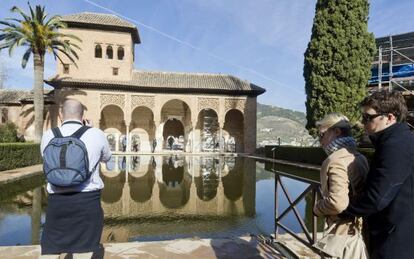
[{"x1": 316, "y1": 113, "x2": 351, "y2": 132}]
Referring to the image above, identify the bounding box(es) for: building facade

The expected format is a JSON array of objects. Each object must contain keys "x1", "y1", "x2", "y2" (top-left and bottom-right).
[{"x1": 0, "y1": 12, "x2": 265, "y2": 153}]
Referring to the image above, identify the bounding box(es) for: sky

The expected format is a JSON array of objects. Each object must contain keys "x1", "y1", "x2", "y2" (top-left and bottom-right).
[{"x1": 0, "y1": 0, "x2": 413, "y2": 112}]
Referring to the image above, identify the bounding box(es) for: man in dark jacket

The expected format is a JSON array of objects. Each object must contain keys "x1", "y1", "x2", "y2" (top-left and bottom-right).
[{"x1": 344, "y1": 91, "x2": 414, "y2": 259}]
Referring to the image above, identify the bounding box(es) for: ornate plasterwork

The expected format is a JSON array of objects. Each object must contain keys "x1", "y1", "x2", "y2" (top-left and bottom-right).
[
  {"x1": 198, "y1": 97, "x2": 219, "y2": 113},
  {"x1": 100, "y1": 94, "x2": 125, "y2": 109},
  {"x1": 131, "y1": 95, "x2": 155, "y2": 110},
  {"x1": 225, "y1": 98, "x2": 245, "y2": 113}
]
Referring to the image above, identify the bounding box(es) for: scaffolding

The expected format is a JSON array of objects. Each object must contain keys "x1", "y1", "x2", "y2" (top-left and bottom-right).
[{"x1": 369, "y1": 32, "x2": 414, "y2": 127}]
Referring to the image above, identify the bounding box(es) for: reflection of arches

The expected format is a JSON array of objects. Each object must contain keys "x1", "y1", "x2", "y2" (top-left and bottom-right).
[
  {"x1": 100, "y1": 105, "x2": 125, "y2": 133},
  {"x1": 159, "y1": 158, "x2": 190, "y2": 208},
  {"x1": 197, "y1": 109, "x2": 219, "y2": 152},
  {"x1": 222, "y1": 157, "x2": 243, "y2": 201},
  {"x1": 128, "y1": 163, "x2": 155, "y2": 203},
  {"x1": 223, "y1": 109, "x2": 244, "y2": 153},
  {"x1": 101, "y1": 172, "x2": 125, "y2": 203},
  {"x1": 130, "y1": 106, "x2": 154, "y2": 152}
]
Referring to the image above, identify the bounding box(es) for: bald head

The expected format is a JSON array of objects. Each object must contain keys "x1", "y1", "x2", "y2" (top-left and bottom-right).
[{"x1": 61, "y1": 99, "x2": 84, "y2": 121}]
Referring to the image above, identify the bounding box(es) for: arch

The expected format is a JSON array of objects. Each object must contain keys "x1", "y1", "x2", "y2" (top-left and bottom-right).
[
  {"x1": 130, "y1": 106, "x2": 155, "y2": 152},
  {"x1": 163, "y1": 119, "x2": 184, "y2": 150},
  {"x1": 95, "y1": 44, "x2": 102, "y2": 58},
  {"x1": 100, "y1": 105, "x2": 125, "y2": 132},
  {"x1": 196, "y1": 109, "x2": 219, "y2": 152},
  {"x1": 117, "y1": 46, "x2": 125, "y2": 60},
  {"x1": 223, "y1": 109, "x2": 244, "y2": 153},
  {"x1": 160, "y1": 99, "x2": 192, "y2": 151},
  {"x1": 106, "y1": 45, "x2": 113, "y2": 59}
]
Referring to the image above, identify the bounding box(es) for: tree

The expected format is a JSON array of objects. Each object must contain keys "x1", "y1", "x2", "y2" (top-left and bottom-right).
[
  {"x1": 303, "y1": 0, "x2": 376, "y2": 136},
  {"x1": 0, "y1": 3, "x2": 81, "y2": 142}
]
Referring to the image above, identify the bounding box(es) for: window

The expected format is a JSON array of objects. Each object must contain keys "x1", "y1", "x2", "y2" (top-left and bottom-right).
[
  {"x1": 1, "y1": 108, "x2": 8, "y2": 123},
  {"x1": 95, "y1": 44, "x2": 102, "y2": 58},
  {"x1": 106, "y1": 46, "x2": 113, "y2": 59},
  {"x1": 63, "y1": 64, "x2": 69, "y2": 74},
  {"x1": 113, "y1": 67, "x2": 119, "y2": 76},
  {"x1": 117, "y1": 46, "x2": 125, "y2": 60}
]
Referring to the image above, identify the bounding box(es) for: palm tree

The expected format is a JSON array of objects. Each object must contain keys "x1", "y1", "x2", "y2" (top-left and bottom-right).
[{"x1": 0, "y1": 3, "x2": 81, "y2": 142}]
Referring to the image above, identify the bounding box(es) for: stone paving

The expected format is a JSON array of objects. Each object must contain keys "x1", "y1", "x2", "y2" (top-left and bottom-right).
[{"x1": 0, "y1": 236, "x2": 284, "y2": 259}]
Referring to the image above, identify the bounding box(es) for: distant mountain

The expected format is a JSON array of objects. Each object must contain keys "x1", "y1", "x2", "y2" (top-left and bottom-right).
[{"x1": 256, "y1": 103, "x2": 315, "y2": 147}]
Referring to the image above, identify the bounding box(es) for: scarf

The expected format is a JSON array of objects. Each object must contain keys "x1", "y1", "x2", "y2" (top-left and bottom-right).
[{"x1": 324, "y1": 136, "x2": 357, "y2": 156}]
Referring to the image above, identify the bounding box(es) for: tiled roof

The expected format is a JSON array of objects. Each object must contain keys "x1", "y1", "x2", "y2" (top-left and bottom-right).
[
  {"x1": 0, "y1": 90, "x2": 31, "y2": 104},
  {"x1": 0, "y1": 89, "x2": 53, "y2": 105},
  {"x1": 61, "y1": 12, "x2": 140, "y2": 43},
  {"x1": 46, "y1": 70, "x2": 266, "y2": 96}
]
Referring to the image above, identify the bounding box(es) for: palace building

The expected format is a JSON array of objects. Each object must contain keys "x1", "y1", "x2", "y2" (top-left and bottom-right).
[{"x1": 0, "y1": 12, "x2": 265, "y2": 153}]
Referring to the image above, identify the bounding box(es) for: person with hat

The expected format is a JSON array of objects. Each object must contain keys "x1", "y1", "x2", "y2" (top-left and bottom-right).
[{"x1": 313, "y1": 113, "x2": 369, "y2": 258}]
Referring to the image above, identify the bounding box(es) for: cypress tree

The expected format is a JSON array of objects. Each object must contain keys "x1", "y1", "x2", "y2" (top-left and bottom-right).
[{"x1": 303, "y1": 0, "x2": 376, "y2": 136}]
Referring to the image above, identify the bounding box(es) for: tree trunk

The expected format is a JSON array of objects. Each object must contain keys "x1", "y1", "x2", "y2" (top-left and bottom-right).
[{"x1": 33, "y1": 53, "x2": 44, "y2": 143}]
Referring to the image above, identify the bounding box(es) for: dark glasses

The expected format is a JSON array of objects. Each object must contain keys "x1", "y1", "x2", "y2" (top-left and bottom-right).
[{"x1": 361, "y1": 113, "x2": 386, "y2": 123}]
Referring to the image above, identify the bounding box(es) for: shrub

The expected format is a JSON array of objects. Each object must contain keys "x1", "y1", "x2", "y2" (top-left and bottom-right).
[
  {"x1": 0, "y1": 143, "x2": 42, "y2": 171},
  {"x1": 0, "y1": 122, "x2": 20, "y2": 143},
  {"x1": 265, "y1": 145, "x2": 374, "y2": 165}
]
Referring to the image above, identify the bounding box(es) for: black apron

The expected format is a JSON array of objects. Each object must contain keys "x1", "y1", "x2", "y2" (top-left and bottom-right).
[{"x1": 41, "y1": 190, "x2": 103, "y2": 254}]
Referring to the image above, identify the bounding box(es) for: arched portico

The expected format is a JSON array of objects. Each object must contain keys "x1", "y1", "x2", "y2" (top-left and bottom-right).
[
  {"x1": 130, "y1": 106, "x2": 155, "y2": 152},
  {"x1": 223, "y1": 109, "x2": 244, "y2": 153},
  {"x1": 157, "y1": 99, "x2": 192, "y2": 152}
]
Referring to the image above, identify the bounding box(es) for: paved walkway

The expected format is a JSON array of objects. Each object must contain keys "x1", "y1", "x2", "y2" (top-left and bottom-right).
[{"x1": 0, "y1": 236, "x2": 284, "y2": 259}]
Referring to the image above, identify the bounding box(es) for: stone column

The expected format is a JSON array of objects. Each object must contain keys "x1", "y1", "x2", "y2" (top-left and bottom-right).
[
  {"x1": 154, "y1": 120, "x2": 164, "y2": 152},
  {"x1": 191, "y1": 121, "x2": 197, "y2": 153},
  {"x1": 126, "y1": 124, "x2": 130, "y2": 152}
]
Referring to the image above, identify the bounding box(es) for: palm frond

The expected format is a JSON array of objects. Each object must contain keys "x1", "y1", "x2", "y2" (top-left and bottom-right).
[
  {"x1": 21, "y1": 47, "x2": 32, "y2": 68},
  {"x1": 10, "y1": 6, "x2": 31, "y2": 22}
]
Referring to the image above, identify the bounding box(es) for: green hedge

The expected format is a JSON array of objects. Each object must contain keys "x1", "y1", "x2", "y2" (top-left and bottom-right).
[
  {"x1": 0, "y1": 143, "x2": 43, "y2": 171},
  {"x1": 265, "y1": 145, "x2": 374, "y2": 165}
]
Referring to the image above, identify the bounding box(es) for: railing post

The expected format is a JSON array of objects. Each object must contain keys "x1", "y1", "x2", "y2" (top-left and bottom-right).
[
  {"x1": 274, "y1": 175, "x2": 279, "y2": 241},
  {"x1": 312, "y1": 186, "x2": 318, "y2": 244}
]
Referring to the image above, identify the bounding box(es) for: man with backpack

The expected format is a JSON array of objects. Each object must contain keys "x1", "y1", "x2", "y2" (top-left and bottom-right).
[{"x1": 40, "y1": 99, "x2": 111, "y2": 257}]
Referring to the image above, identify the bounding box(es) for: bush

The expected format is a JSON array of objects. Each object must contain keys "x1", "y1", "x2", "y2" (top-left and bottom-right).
[
  {"x1": 0, "y1": 143, "x2": 42, "y2": 171},
  {"x1": 265, "y1": 145, "x2": 327, "y2": 165},
  {"x1": 0, "y1": 122, "x2": 20, "y2": 143},
  {"x1": 265, "y1": 145, "x2": 375, "y2": 165}
]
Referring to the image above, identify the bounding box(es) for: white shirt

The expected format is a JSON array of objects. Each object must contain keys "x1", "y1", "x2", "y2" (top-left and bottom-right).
[{"x1": 40, "y1": 119, "x2": 112, "y2": 194}]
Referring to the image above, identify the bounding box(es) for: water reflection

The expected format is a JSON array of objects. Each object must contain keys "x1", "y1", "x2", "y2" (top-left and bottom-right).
[{"x1": 100, "y1": 155, "x2": 256, "y2": 218}]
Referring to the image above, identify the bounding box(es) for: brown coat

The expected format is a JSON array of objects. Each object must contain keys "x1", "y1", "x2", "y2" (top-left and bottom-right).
[{"x1": 314, "y1": 148, "x2": 369, "y2": 234}]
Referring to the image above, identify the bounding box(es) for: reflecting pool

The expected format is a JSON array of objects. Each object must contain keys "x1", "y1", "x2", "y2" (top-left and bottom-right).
[{"x1": 0, "y1": 155, "x2": 319, "y2": 245}]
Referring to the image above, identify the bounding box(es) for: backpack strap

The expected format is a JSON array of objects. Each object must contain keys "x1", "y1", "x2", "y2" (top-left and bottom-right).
[
  {"x1": 51, "y1": 128, "x2": 63, "y2": 138},
  {"x1": 71, "y1": 126, "x2": 90, "y2": 139}
]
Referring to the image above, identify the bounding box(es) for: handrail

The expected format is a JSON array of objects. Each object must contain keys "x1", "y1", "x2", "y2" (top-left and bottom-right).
[{"x1": 270, "y1": 165, "x2": 327, "y2": 256}]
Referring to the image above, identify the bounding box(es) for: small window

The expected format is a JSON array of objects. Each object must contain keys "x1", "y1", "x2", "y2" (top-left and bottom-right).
[
  {"x1": 113, "y1": 67, "x2": 119, "y2": 76},
  {"x1": 106, "y1": 46, "x2": 113, "y2": 59},
  {"x1": 117, "y1": 46, "x2": 125, "y2": 60},
  {"x1": 95, "y1": 44, "x2": 102, "y2": 58},
  {"x1": 63, "y1": 64, "x2": 70, "y2": 74}
]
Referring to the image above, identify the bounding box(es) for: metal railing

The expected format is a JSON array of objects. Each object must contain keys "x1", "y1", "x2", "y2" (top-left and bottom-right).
[{"x1": 269, "y1": 161, "x2": 326, "y2": 255}]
